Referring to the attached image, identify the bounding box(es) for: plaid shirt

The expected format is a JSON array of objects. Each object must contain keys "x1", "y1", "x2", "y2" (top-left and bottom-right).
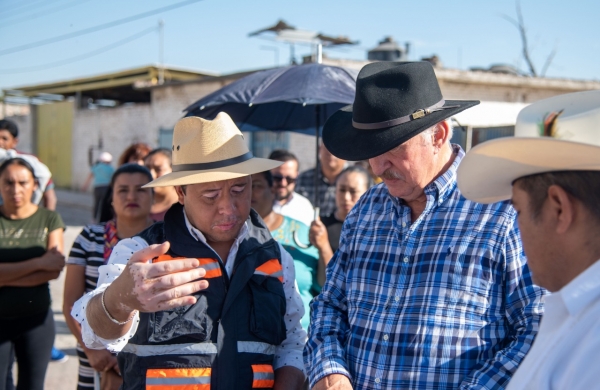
[
  {"x1": 304, "y1": 146, "x2": 546, "y2": 390},
  {"x1": 296, "y1": 166, "x2": 337, "y2": 217}
]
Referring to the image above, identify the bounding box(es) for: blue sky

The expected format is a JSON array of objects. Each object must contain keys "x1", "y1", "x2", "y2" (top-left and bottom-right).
[{"x1": 1, "y1": 0, "x2": 598, "y2": 90}]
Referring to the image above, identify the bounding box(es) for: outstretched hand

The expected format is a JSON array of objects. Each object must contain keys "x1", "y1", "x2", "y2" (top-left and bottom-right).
[{"x1": 105, "y1": 241, "x2": 209, "y2": 317}]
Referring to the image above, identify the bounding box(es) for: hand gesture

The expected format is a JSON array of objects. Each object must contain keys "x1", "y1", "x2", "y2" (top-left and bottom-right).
[{"x1": 106, "y1": 242, "x2": 209, "y2": 315}]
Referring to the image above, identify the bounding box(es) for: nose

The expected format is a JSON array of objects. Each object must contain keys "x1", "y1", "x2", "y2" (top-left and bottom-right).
[
  {"x1": 217, "y1": 193, "x2": 236, "y2": 215},
  {"x1": 368, "y1": 155, "x2": 390, "y2": 176}
]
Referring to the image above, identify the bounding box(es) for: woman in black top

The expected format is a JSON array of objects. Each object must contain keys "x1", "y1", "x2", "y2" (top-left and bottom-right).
[
  {"x1": 0, "y1": 158, "x2": 65, "y2": 390},
  {"x1": 309, "y1": 165, "x2": 371, "y2": 286}
]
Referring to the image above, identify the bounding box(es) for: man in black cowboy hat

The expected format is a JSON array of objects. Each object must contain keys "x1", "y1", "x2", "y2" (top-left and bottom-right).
[{"x1": 303, "y1": 62, "x2": 545, "y2": 390}]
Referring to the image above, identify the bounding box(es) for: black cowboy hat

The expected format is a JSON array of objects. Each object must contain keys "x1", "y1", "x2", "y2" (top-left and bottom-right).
[{"x1": 322, "y1": 61, "x2": 480, "y2": 161}]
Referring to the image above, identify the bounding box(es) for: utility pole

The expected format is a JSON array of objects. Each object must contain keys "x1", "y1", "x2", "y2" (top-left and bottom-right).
[{"x1": 158, "y1": 19, "x2": 164, "y2": 85}]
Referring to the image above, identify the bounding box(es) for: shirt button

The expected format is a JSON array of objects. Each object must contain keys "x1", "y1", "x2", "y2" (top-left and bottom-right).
[
  {"x1": 403, "y1": 257, "x2": 409, "y2": 263},
  {"x1": 383, "y1": 334, "x2": 389, "y2": 341},
  {"x1": 394, "y1": 296, "x2": 400, "y2": 302},
  {"x1": 375, "y1": 378, "x2": 381, "y2": 384},
  {"x1": 402, "y1": 222, "x2": 407, "y2": 228}
]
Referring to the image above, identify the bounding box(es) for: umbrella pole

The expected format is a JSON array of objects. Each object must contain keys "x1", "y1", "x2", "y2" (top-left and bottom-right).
[{"x1": 314, "y1": 105, "x2": 321, "y2": 219}]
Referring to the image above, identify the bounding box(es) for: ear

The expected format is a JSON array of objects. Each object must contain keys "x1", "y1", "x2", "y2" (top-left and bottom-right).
[
  {"x1": 174, "y1": 185, "x2": 185, "y2": 205},
  {"x1": 432, "y1": 120, "x2": 450, "y2": 152},
  {"x1": 546, "y1": 185, "x2": 575, "y2": 234}
]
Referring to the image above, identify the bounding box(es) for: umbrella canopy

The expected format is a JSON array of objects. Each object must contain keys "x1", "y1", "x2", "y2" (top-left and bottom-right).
[{"x1": 184, "y1": 63, "x2": 358, "y2": 135}]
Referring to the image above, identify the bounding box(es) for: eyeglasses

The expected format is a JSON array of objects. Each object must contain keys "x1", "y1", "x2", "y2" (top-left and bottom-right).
[{"x1": 272, "y1": 174, "x2": 297, "y2": 184}]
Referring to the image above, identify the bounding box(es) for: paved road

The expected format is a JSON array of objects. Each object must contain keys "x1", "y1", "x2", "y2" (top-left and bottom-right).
[{"x1": 33, "y1": 189, "x2": 93, "y2": 390}]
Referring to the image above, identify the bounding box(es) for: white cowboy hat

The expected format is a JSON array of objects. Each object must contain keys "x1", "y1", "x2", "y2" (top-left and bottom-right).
[
  {"x1": 457, "y1": 90, "x2": 600, "y2": 204},
  {"x1": 144, "y1": 112, "x2": 282, "y2": 187}
]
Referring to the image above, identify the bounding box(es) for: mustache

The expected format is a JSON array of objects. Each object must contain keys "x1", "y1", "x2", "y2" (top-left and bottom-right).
[
  {"x1": 380, "y1": 169, "x2": 404, "y2": 180},
  {"x1": 211, "y1": 217, "x2": 241, "y2": 227}
]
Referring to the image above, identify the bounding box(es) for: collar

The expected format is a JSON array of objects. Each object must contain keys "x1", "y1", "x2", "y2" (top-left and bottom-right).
[
  {"x1": 427, "y1": 144, "x2": 463, "y2": 206},
  {"x1": 557, "y1": 259, "x2": 600, "y2": 317},
  {"x1": 182, "y1": 208, "x2": 249, "y2": 251}
]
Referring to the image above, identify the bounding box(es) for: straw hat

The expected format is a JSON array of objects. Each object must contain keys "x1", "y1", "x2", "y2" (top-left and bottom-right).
[
  {"x1": 457, "y1": 90, "x2": 600, "y2": 204},
  {"x1": 144, "y1": 112, "x2": 282, "y2": 187}
]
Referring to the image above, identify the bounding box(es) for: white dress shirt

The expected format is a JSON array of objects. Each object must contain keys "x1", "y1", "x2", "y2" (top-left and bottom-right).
[
  {"x1": 507, "y1": 259, "x2": 600, "y2": 390},
  {"x1": 273, "y1": 191, "x2": 315, "y2": 227},
  {"x1": 72, "y1": 209, "x2": 307, "y2": 372}
]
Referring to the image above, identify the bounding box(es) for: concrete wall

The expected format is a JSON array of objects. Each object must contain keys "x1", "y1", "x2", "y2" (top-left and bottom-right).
[{"x1": 71, "y1": 103, "x2": 154, "y2": 189}]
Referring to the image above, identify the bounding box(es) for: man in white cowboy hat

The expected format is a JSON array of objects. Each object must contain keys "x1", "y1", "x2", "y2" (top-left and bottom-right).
[
  {"x1": 458, "y1": 90, "x2": 600, "y2": 389},
  {"x1": 71, "y1": 113, "x2": 307, "y2": 389},
  {"x1": 304, "y1": 61, "x2": 546, "y2": 390}
]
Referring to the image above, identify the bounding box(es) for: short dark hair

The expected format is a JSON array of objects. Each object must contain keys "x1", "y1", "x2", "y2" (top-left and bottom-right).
[
  {"x1": 0, "y1": 119, "x2": 18, "y2": 138},
  {"x1": 110, "y1": 163, "x2": 153, "y2": 187},
  {"x1": 268, "y1": 149, "x2": 298, "y2": 164},
  {"x1": 258, "y1": 170, "x2": 273, "y2": 188},
  {"x1": 336, "y1": 165, "x2": 372, "y2": 188},
  {"x1": 0, "y1": 157, "x2": 36, "y2": 180},
  {"x1": 145, "y1": 148, "x2": 172, "y2": 164},
  {"x1": 515, "y1": 171, "x2": 600, "y2": 222}
]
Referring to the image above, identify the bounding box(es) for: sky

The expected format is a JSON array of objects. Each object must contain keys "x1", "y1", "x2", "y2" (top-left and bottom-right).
[{"x1": 0, "y1": 0, "x2": 599, "y2": 91}]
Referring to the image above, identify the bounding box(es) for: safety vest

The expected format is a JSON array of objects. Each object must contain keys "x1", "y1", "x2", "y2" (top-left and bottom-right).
[{"x1": 117, "y1": 203, "x2": 287, "y2": 390}]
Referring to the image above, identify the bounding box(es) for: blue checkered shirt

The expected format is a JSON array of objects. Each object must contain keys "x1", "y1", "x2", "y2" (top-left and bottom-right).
[{"x1": 303, "y1": 146, "x2": 546, "y2": 390}]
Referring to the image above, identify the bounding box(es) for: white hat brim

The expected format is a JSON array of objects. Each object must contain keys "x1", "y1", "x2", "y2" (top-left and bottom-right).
[
  {"x1": 143, "y1": 157, "x2": 282, "y2": 187},
  {"x1": 457, "y1": 137, "x2": 600, "y2": 204}
]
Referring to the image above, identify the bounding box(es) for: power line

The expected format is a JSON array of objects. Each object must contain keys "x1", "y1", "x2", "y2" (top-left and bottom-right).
[
  {"x1": 0, "y1": 26, "x2": 157, "y2": 74},
  {"x1": 0, "y1": 0, "x2": 203, "y2": 57},
  {"x1": 0, "y1": 0, "x2": 50, "y2": 17},
  {"x1": 2, "y1": 0, "x2": 94, "y2": 27}
]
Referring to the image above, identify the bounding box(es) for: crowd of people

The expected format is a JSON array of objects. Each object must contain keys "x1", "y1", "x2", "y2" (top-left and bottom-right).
[{"x1": 0, "y1": 60, "x2": 599, "y2": 390}]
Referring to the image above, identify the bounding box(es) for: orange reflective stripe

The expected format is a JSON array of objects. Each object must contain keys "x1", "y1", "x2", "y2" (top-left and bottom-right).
[
  {"x1": 254, "y1": 259, "x2": 283, "y2": 282},
  {"x1": 153, "y1": 254, "x2": 185, "y2": 262},
  {"x1": 153, "y1": 256, "x2": 222, "y2": 279},
  {"x1": 197, "y1": 258, "x2": 222, "y2": 278},
  {"x1": 146, "y1": 368, "x2": 211, "y2": 390},
  {"x1": 251, "y1": 364, "x2": 274, "y2": 388}
]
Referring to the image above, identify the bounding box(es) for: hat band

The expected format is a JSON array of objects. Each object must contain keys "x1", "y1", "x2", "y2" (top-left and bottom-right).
[
  {"x1": 172, "y1": 151, "x2": 254, "y2": 172},
  {"x1": 352, "y1": 99, "x2": 457, "y2": 130}
]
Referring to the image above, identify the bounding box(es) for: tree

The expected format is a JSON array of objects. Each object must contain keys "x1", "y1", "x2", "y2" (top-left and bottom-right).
[{"x1": 501, "y1": 0, "x2": 557, "y2": 77}]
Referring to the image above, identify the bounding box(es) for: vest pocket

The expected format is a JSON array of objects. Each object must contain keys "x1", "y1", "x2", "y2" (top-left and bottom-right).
[
  {"x1": 149, "y1": 295, "x2": 211, "y2": 343},
  {"x1": 248, "y1": 275, "x2": 287, "y2": 346}
]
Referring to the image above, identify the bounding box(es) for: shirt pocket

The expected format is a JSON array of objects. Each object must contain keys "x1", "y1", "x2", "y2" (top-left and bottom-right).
[
  {"x1": 248, "y1": 274, "x2": 287, "y2": 346},
  {"x1": 445, "y1": 246, "x2": 493, "y2": 319},
  {"x1": 148, "y1": 294, "x2": 211, "y2": 343}
]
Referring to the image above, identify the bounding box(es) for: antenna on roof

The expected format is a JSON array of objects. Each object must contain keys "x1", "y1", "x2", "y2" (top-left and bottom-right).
[{"x1": 249, "y1": 19, "x2": 358, "y2": 65}]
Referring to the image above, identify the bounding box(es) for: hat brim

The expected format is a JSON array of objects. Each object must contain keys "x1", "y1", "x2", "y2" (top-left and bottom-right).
[
  {"x1": 457, "y1": 137, "x2": 600, "y2": 204},
  {"x1": 323, "y1": 100, "x2": 480, "y2": 161},
  {"x1": 143, "y1": 157, "x2": 282, "y2": 187}
]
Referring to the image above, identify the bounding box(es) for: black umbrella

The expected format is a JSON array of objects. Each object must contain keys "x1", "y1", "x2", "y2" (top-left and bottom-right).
[{"x1": 184, "y1": 63, "x2": 358, "y2": 212}]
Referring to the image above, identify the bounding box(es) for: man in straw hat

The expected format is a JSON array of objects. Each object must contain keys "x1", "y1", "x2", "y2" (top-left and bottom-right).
[
  {"x1": 71, "y1": 113, "x2": 307, "y2": 389},
  {"x1": 457, "y1": 90, "x2": 600, "y2": 389},
  {"x1": 303, "y1": 61, "x2": 546, "y2": 389}
]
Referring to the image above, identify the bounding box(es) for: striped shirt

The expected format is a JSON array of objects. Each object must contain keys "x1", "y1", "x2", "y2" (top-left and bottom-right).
[
  {"x1": 67, "y1": 223, "x2": 111, "y2": 292},
  {"x1": 303, "y1": 146, "x2": 546, "y2": 390}
]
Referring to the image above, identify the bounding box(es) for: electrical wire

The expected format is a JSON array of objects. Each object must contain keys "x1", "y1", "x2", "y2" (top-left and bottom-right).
[
  {"x1": 0, "y1": 0, "x2": 50, "y2": 17},
  {"x1": 0, "y1": 26, "x2": 157, "y2": 74},
  {"x1": 2, "y1": 0, "x2": 94, "y2": 27},
  {"x1": 0, "y1": 0, "x2": 203, "y2": 57}
]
